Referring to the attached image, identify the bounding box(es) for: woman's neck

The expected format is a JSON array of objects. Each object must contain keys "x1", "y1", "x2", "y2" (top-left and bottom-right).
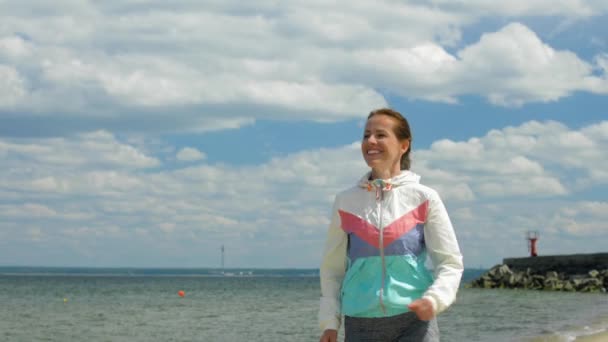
[{"x1": 370, "y1": 168, "x2": 401, "y2": 180}]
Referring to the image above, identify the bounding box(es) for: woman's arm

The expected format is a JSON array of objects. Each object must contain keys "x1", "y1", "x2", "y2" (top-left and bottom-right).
[
  {"x1": 421, "y1": 190, "x2": 464, "y2": 316},
  {"x1": 319, "y1": 198, "x2": 348, "y2": 332}
]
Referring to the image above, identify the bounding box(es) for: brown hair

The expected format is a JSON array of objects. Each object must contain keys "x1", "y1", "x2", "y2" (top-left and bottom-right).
[{"x1": 367, "y1": 108, "x2": 412, "y2": 170}]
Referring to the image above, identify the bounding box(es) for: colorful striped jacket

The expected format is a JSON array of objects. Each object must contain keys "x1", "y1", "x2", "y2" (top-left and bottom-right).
[{"x1": 319, "y1": 171, "x2": 463, "y2": 331}]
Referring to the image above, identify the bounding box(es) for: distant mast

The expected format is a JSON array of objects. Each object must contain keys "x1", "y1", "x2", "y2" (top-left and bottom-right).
[
  {"x1": 221, "y1": 245, "x2": 225, "y2": 273},
  {"x1": 527, "y1": 231, "x2": 539, "y2": 257}
]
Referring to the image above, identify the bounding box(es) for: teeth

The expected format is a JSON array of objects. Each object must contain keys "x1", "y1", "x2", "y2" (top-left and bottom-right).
[{"x1": 368, "y1": 150, "x2": 380, "y2": 155}]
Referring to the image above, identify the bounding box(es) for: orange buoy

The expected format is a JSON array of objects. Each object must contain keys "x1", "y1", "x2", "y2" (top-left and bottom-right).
[{"x1": 177, "y1": 290, "x2": 185, "y2": 298}]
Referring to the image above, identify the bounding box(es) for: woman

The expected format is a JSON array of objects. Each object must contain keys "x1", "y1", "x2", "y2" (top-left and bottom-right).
[{"x1": 319, "y1": 108, "x2": 463, "y2": 342}]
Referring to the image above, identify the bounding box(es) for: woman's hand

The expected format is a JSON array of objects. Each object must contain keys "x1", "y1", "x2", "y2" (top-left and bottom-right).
[
  {"x1": 407, "y1": 298, "x2": 435, "y2": 321},
  {"x1": 319, "y1": 329, "x2": 338, "y2": 342}
]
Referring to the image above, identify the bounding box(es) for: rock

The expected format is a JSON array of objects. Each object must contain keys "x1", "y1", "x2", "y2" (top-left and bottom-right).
[
  {"x1": 545, "y1": 271, "x2": 559, "y2": 280},
  {"x1": 498, "y1": 264, "x2": 512, "y2": 276},
  {"x1": 466, "y1": 264, "x2": 608, "y2": 293},
  {"x1": 543, "y1": 277, "x2": 558, "y2": 289}
]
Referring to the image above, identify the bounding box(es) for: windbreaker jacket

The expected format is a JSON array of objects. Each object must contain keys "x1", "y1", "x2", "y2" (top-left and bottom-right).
[{"x1": 319, "y1": 171, "x2": 463, "y2": 332}]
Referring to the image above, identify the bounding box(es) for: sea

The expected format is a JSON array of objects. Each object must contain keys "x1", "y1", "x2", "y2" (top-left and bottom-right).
[{"x1": 1, "y1": 267, "x2": 607, "y2": 342}]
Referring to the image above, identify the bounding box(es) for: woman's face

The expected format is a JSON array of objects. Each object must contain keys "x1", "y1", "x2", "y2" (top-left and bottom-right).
[{"x1": 361, "y1": 115, "x2": 409, "y2": 177}]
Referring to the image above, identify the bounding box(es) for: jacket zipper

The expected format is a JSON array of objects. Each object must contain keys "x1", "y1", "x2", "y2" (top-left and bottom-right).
[{"x1": 376, "y1": 186, "x2": 387, "y2": 314}]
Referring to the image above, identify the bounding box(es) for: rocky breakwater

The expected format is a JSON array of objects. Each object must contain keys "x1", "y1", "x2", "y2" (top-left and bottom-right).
[{"x1": 467, "y1": 264, "x2": 607, "y2": 292}]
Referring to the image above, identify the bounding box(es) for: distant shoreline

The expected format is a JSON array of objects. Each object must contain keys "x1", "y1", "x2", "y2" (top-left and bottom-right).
[
  {"x1": 0, "y1": 266, "x2": 319, "y2": 277},
  {"x1": 0, "y1": 266, "x2": 487, "y2": 283}
]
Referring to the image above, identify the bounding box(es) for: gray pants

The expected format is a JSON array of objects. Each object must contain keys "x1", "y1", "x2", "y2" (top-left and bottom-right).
[{"x1": 344, "y1": 312, "x2": 440, "y2": 342}]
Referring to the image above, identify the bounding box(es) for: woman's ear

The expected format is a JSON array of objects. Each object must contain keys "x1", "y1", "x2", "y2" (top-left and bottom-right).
[{"x1": 401, "y1": 139, "x2": 410, "y2": 154}]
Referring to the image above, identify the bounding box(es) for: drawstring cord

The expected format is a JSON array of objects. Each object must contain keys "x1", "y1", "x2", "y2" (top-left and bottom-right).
[
  {"x1": 365, "y1": 178, "x2": 391, "y2": 314},
  {"x1": 366, "y1": 179, "x2": 392, "y2": 200}
]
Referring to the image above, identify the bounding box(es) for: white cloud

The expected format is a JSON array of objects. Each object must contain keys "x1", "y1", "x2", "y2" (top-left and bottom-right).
[
  {"x1": 176, "y1": 147, "x2": 206, "y2": 162},
  {"x1": 1, "y1": 1, "x2": 607, "y2": 268},
  {"x1": 0, "y1": 35, "x2": 32, "y2": 58},
  {"x1": 0, "y1": 65, "x2": 26, "y2": 107},
  {"x1": 420, "y1": 120, "x2": 608, "y2": 200},
  {"x1": 562, "y1": 201, "x2": 608, "y2": 219},
  {"x1": 0, "y1": 119, "x2": 606, "y2": 267},
  {"x1": 595, "y1": 53, "x2": 608, "y2": 73},
  {"x1": 453, "y1": 23, "x2": 603, "y2": 106},
  {"x1": 158, "y1": 223, "x2": 176, "y2": 234},
  {"x1": 1, "y1": 3, "x2": 607, "y2": 135},
  {"x1": 30, "y1": 177, "x2": 63, "y2": 192},
  {"x1": 28, "y1": 228, "x2": 43, "y2": 241},
  {"x1": 476, "y1": 176, "x2": 566, "y2": 197},
  {"x1": 0, "y1": 203, "x2": 57, "y2": 218},
  {"x1": 542, "y1": 201, "x2": 608, "y2": 236},
  {"x1": 0, "y1": 130, "x2": 159, "y2": 171},
  {"x1": 429, "y1": 0, "x2": 608, "y2": 18}
]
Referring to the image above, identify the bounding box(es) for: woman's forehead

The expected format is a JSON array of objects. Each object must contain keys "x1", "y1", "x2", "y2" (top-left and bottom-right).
[{"x1": 364, "y1": 115, "x2": 397, "y2": 130}]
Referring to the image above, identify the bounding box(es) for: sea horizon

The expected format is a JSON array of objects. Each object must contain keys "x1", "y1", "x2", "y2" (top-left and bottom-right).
[{"x1": 0, "y1": 265, "x2": 488, "y2": 282}]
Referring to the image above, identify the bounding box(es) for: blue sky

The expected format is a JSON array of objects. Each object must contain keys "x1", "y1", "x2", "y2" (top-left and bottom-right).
[{"x1": 0, "y1": 1, "x2": 607, "y2": 269}]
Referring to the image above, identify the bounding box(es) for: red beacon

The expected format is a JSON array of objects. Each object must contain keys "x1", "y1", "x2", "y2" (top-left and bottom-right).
[{"x1": 526, "y1": 231, "x2": 539, "y2": 257}]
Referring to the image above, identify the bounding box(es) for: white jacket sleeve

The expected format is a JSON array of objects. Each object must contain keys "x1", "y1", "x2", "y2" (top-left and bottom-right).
[
  {"x1": 422, "y1": 190, "x2": 464, "y2": 315},
  {"x1": 318, "y1": 198, "x2": 348, "y2": 332}
]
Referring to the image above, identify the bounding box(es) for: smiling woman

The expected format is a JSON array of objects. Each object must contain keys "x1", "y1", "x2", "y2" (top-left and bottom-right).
[
  {"x1": 1, "y1": 0, "x2": 608, "y2": 311},
  {"x1": 318, "y1": 108, "x2": 463, "y2": 342},
  {"x1": 362, "y1": 109, "x2": 412, "y2": 179}
]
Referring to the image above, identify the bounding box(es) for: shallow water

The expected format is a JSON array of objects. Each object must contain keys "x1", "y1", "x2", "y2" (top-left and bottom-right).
[{"x1": 1, "y1": 274, "x2": 606, "y2": 341}]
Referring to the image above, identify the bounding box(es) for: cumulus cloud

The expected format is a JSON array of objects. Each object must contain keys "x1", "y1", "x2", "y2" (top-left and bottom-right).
[
  {"x1": 176, "y1": 147, "x2": 206, "y2": 162},
  {"x1": 349, "y1": 22, "x2": 608, "y2": 106},
  {"x1": 0, "y1": 130, "x2": 159, "y2": 171},
  {"x1": 0, "y1": 35, "x2": 32, "y2": 58},
  {"x1": 0, "y1": 203, "x2": 57, "y2": 218},
  {"x1": 429, "y1": 0, "x2": 608, "y2": 18},
  {"x1": 455, "y1": 23, "x2": 597, "y2": 106},
  {"x1": 1, "y1": 1, "x2": 607, "y2": 267},
  {"x1": 1, "y1": 2, "x2": 607, "y2": 136},
  {"x1": 0, "y1": 65, "x2": 26, "y2": 107},
  {"x1": 0, "y1": 119, "x2": 606, "y2": 267},
  {"x1": 550, "y1": 202, "x2": 608, "y2": 236},
  {"x1": 419, "y1": 120, "x2": 608, "y2": 201}
]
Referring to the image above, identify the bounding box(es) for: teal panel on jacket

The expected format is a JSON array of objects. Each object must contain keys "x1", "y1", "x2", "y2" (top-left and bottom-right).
[{"x1": 341, "y1": 253, "x2": 434, "y2": 318}]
